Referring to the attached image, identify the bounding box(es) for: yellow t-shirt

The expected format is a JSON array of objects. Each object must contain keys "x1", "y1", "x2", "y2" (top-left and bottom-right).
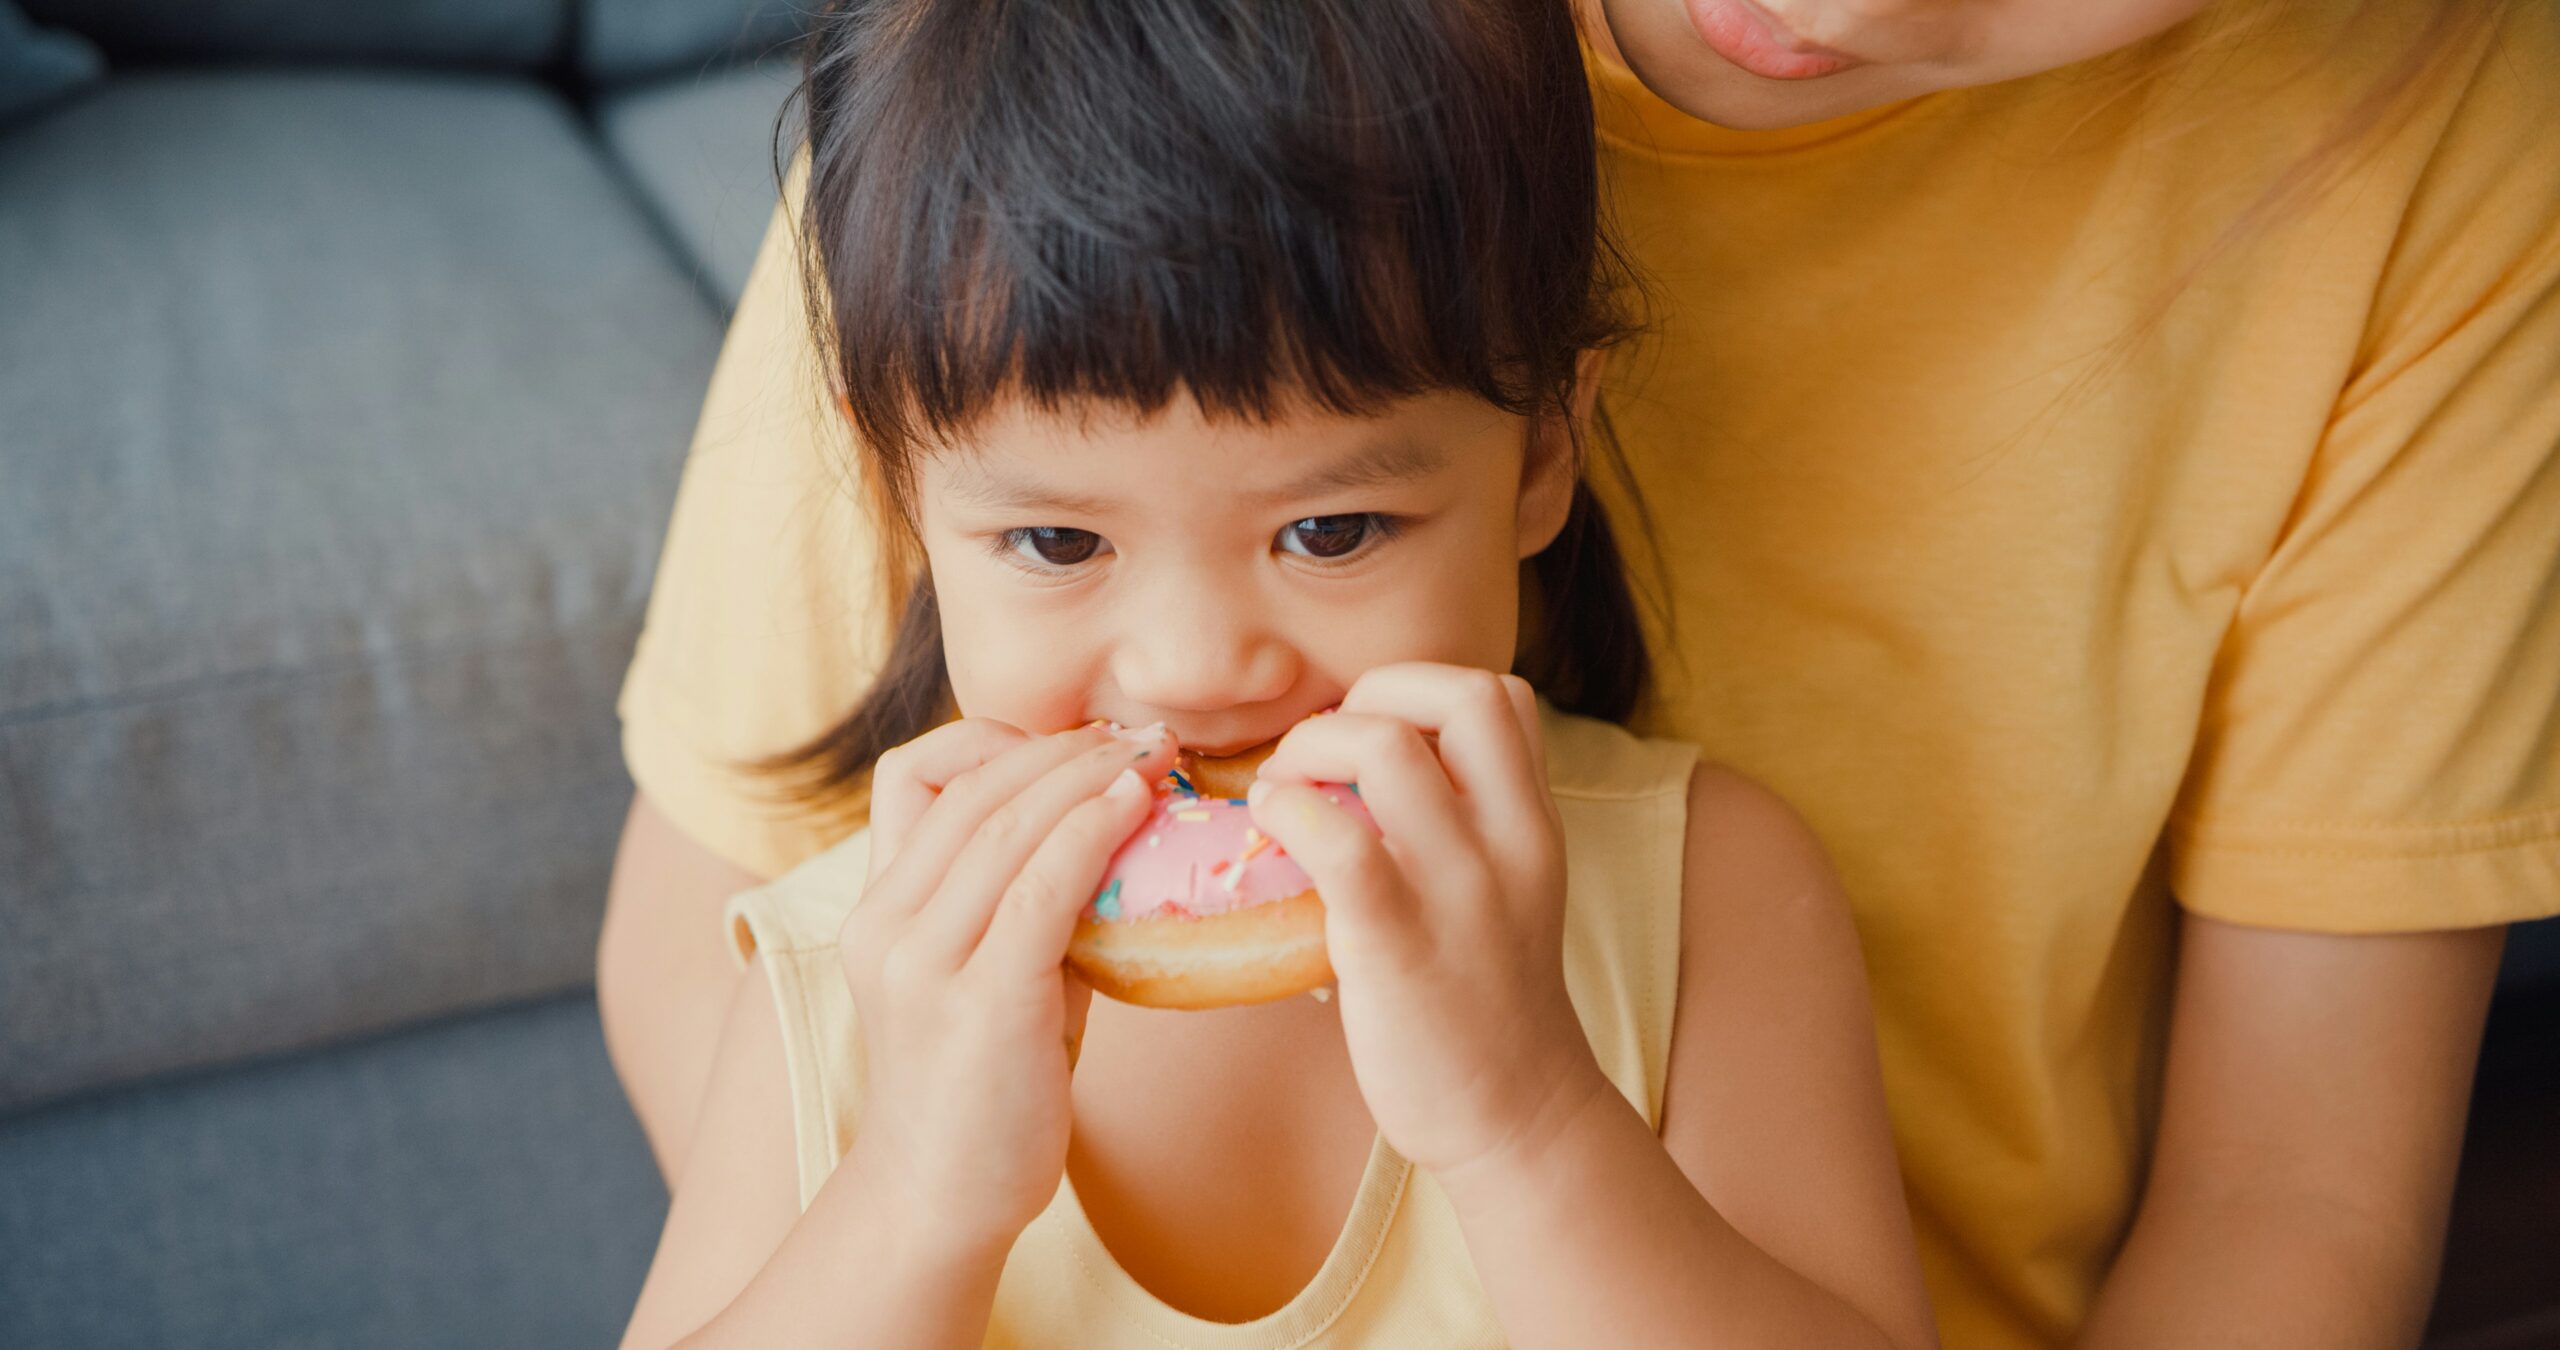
[
  {"x1": 618, "y1": 2, "x2": 2560, "y2": 1344},
  {"x1": 720, "y1": 703, "x2": 1696, "y2": 1347}
]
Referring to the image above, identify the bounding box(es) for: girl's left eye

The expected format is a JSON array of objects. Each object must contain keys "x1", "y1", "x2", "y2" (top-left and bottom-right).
[
  {"x1": 994, "y1": 526, "x2": 1110, "y2": 572},
  {"x1": 1277, "y1": 513, "x2": 1400, "y2": 562}
]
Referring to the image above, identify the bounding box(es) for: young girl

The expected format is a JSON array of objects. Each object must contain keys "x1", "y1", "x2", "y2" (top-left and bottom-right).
[{"x1": 615, "y1": 0, "x2": 1939, "y2": 1346}]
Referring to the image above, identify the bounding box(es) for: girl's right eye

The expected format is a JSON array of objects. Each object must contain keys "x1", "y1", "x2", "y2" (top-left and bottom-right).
[{"x1": 994, "y1": 526, "x2": 1108, "y2": 572}]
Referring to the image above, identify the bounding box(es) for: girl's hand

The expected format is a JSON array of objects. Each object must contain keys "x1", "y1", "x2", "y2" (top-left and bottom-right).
[
  {"x1": 840, "y1": 717, "x2": 1176, "y2": 1252},
  {"x1": 1248, "y1": 663, "x2": 1608, "y2": 1182}
]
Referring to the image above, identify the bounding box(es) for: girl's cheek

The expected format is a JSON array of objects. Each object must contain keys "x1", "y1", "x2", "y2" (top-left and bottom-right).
[{"x1": 943, "y1": 592, "x2": 1102, "y2": 721}]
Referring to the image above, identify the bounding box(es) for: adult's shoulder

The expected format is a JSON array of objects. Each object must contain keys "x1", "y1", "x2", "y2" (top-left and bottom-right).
[{"x1": 2344, "y1": 0, "x2": 2560, "y2": 380}]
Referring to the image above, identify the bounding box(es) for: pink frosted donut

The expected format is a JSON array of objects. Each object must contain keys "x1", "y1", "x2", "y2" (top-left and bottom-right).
[{"x1": 1067, "y1": 739, "x2": 1373, "y2": 1010}]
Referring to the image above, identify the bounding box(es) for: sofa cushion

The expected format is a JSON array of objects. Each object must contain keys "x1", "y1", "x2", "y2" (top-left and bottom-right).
[
  {"x1": 578, "y1": 0, "x2": 808, "y2": 87},
  {"x1": 598, "y1": 55, "x2": 801, "y2": 310},
  {"x1": 22, "y1": 0, "x2": 566, "y2": 68},
  {"x1": 0, "y1": 1, "x2": 102, "y2": 129},
  {"x1": 0, "y1": 70, "x2": 723, "y2": 1112},
  {"x1": 0, "y1": 994, "x2": 663, "y2": 1348}
]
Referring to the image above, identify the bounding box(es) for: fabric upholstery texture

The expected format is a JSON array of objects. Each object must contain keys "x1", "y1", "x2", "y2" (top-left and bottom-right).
[
  {"x1": 578, "y1": 0, "x2": 808, "y2": 86},
  {"x1": 0, "y1": 994, "x2": 664, "y2": 1348},
  {"x1": 0, "y1": 5, "x2": 781, "y2": 1339},
  {"x1": 22, "y1": 0, "x2": 567, "y2": 68},
  {"x1": 598, "y1": 55, "x2": 802, "y2": 310},
  {"x1": 0, "y1": 1, "x2": 101, "y2": 128},
  {"x1": 0, "y1": 70, "x2": 722, "y2": 1112}
]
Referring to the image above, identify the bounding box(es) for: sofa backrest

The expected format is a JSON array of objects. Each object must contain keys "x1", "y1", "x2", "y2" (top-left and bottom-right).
[
  {"x1": 23, "y1": 0, "x2": 814, "y2": 83},
  {"x1": 580, "y1": 0, "x2": 810, "y2": 86},
  {"x1": 21, "y1": 0, "x2": 572, "y2": 70}
]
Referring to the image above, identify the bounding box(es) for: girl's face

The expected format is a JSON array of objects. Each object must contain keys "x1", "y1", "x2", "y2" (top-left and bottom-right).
[
  {"x1": 914, "y1": 391, "x2": 1576, "y2": 753},
  {"x1": 1582, "y1": 0, "x2": 2215, "y2": 130}
]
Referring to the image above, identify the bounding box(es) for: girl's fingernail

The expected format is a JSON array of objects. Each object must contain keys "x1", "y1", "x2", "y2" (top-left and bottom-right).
[
  {"x1": 1111, "y1": 720, "x2": 1166, "y2": 743},
  {"x1": 1105, "y1": 767, "x2": 1146, "y2": 803}
]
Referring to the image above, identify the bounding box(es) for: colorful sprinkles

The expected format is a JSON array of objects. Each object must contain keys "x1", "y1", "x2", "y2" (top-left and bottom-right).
[
  {"x1": 1092, "y1": 799, "x2": 1308, "y2": 921},
  {"x1": 1085, "y1": 724, "x2": 1369, "y2": 924}
]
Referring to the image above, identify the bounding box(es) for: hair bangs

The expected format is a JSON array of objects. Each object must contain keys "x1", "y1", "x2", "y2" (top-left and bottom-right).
[{"x1": 795, "y1": 0, "x2": 1629, "y2": 490}]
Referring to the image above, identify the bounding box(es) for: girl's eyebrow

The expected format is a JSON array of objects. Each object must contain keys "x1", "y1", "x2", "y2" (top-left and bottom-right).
[
  {"x1": 945, "y1": 468, "x2": 1116, "y2": 516},
  {"x1": 1248, "y1": 438, "x2": 1449, "y2": 503},
  {"x1": 947, "y1": 438, "x2": 1449, "y2": 514}
]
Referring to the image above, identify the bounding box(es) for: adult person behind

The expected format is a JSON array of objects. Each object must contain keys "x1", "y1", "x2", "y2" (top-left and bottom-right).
[{"x1": 597, "y1": 0, "x2": 2560, "y2": 1345}]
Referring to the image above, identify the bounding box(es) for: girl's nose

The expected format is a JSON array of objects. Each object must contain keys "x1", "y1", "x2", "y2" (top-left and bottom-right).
[{"x1": 1109, "y1": 590, "x2": 1298, "y2": 714}]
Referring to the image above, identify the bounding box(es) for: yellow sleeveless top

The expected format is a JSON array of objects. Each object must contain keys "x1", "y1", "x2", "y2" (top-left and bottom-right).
[{"x1": 721, "y1": 701, "x2": 1697, "y2": 1347}]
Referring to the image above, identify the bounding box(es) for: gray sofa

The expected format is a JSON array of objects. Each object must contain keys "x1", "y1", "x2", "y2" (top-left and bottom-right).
[
  {"x1": 1, "y1": 1, "x2": 805, "y2": 1343},
  {"x1": 1, "y1": 1, "x2": 2552, "y2": 1346}
]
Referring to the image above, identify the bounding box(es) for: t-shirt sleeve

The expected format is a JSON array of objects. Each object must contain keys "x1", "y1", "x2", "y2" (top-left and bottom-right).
[
  {"x1": 2165, "y1": 4, "x2": 2560, "y2": 933},
  {"x1": 618, "y1": 147, "x2": 894, "y2": 881}
]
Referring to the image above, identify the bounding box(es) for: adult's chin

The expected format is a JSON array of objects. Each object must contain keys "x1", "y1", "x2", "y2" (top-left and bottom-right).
[{"x1": 1597, "y1": 0, "x2": 1918, "y2": 130}]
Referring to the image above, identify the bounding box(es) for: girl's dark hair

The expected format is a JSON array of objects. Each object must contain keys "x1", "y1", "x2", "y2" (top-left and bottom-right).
[{"x1": 753, "y1": 0, "x2": 1659, "y2": 816}]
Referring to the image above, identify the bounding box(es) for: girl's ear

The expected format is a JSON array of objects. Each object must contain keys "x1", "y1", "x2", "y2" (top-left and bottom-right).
[{"x1": 1515, "y1": 348, "x2": 1608, "y2": 559}]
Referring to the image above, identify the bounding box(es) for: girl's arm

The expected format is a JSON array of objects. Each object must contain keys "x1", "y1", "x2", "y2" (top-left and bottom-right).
[
  {"x1": 1431, "y1": 763, "x2": 1940, "y2": 1350},
  {"x1": 2077, "y1": 917, "x2": 2505, "y2": 1349},
  {"x1": 616, "y1": 960, "x2": 1010, "y2": 1350},
  {"x1": 621, "y1": 721, "x2": 1177, "y2": 1350}
]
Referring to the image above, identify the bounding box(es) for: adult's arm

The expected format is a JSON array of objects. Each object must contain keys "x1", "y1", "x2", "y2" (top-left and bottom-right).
[
  {"x1": 2105, "y1": 11, "x2": 2558, "y2": 1337},
  {"x1": 603, "y1": 146, "x2": 897, "y2": 1178},
  {"x1": 597, "y1": 793, "x2": 767, "y2": 1184},
  {"x1": 2079, "y1": 916, "x2": 2506, "y2": 1347}
]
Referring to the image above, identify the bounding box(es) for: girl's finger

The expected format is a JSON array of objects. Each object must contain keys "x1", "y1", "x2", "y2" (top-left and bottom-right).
[
  {"x1": 968, "y1": 765, "x2": 1158, "y2": 983},
  {"x1": 908, "y1": 731, "x2": 1173, "y2": 965},
  {"x1": 1338, "y1": 664, "x2": 1544, "y2": 800},
  {"x1": 1247, "y1": 780, "x2": 1430, "y2": 965},
  {"x1": 1253, "y1": 711, "x2": 1478, "y2": 866},
  {"x1": 1335, "y1": 663, "x2": 1552, "y2": 844},
  {"x1": 867, "y1": 718, "x2": 1033, "y2": 883},
  {"x1": 866, "y1": 725, "x2": 1125, "y2": 922},
  {"x1": 1496, "y1": 672, "x2": 1548, "y2": 788}
]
